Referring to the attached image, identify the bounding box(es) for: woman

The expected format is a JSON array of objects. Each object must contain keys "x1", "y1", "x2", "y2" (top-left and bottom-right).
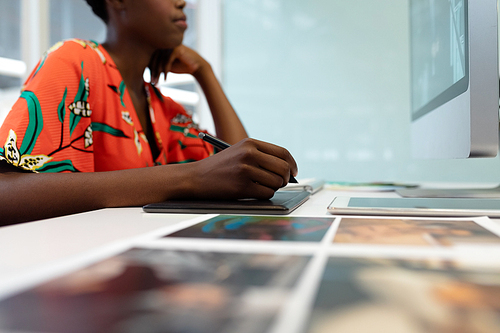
[{"x1": 0, "y1": 0, "x2": 297, "y2": 224}]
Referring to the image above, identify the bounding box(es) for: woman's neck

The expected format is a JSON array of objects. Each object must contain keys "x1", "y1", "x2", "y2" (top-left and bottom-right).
[{"x1": 102, "y1": 27, "x2": 154, "y2": 94}]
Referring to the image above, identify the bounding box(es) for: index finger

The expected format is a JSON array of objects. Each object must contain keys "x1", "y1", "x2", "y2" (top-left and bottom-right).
[
  {"x1": 252, "y1": 139, "x2": 298, "y2": 177},
  {"x1": 164, "y1": 48, "x2": 178, "y2": 74}
]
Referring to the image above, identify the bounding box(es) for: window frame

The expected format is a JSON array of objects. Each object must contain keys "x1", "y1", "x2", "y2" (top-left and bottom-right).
[{"x1": 0, "y1": 0, "x2": 49, "y2": 80}]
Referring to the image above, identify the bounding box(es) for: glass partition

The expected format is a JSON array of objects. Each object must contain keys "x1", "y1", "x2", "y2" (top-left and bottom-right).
[
  {"x1": 222, "y1": 0, "x2": 500, "y2": 183},
  {"x1": 0, "y1": 0, "x2": 21, "y2": 90}
]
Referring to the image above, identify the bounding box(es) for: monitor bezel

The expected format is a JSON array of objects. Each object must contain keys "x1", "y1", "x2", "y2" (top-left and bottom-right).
[
  {"x1": 409, "y1": 0, "x2": 470, "y2": 121},
  {"x1": 409, "y1": 0, "x2": 499, "y2": 159}
]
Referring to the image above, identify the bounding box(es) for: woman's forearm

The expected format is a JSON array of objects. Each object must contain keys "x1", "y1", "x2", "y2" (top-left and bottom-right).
[
  {"x1": 0, "y1": 163, "x2": 196, "y2": 225},
  {"x1": 193, "y1": 63, "x2": 248, "y2": 144},
  {"x1": 0, "y1": 137, "x2": 298, "y2": 225}
]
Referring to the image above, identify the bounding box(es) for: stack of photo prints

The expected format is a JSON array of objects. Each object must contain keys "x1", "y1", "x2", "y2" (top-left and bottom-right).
[{"x1": 0, "y1": 213, "x2": 499, "y2": 333}]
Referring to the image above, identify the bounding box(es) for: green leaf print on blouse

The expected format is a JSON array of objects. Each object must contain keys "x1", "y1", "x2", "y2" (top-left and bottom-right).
[
  {"x1": 68, "y1": 62, "x2": 92, "y2": 136},
  {"x1": 19, "y1": 91, "x2": 43, "y2": 155},
  {"x1": 170, "y1": 125, "x2": 199, "y2": 139},
  {"x1": 57, "y1": 87, "x2": 68, "y2": 123},
  {"x1": 107, "y1": 81, "x2": 127, "y2": 108},
  {"x1": 0, "y1": 92, "x2": 53, "y2": 171},
  {"x1": 119, "y1": 81, "x2": 127, "y2": 107},
  {"x1": 36, "y1": 159, "x2": 78, "y2": 173},
  {"x1": 91, "y1": 122, "x2": 129, "y2": 138}
]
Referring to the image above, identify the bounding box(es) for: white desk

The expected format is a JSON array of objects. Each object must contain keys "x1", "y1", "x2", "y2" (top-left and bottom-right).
[
  {"x1": 0, "y1": 188, "x2": 396, "y2": 283},
  {"x1": 1, "y1": 188, "x2": 499, "y2": 333}
]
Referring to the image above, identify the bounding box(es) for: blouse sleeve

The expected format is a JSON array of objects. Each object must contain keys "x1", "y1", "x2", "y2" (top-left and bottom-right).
[
  {"x1": 163, "y1": 96, "x2": 216, "y2": 164},
  {"x1": 0, "y1": 41, "x2": 97, "y2": 173},
  {"x1": 146, "y1": 84, "x2": 215, "y2": 165}
]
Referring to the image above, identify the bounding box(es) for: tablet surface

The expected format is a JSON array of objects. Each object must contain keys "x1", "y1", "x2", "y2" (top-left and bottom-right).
[
  {"x1": 143, "y1": 190, "x2": 310, "y2": 215},
  {"x1": 328, "y1": 196, "x2": 500, "y2": 217}
]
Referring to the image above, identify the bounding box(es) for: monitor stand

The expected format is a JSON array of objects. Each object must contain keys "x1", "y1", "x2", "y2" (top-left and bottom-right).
[
  {"x1": 396, "y1": 185, "x2": 500, "y2": 198},
  {"x1": 398, "y1": 126, "x2": 500, "y2": 199}
]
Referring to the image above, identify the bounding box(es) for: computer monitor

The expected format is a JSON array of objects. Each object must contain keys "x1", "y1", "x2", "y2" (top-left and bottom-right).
[
  {"x1": 397, "y1": 0, "x2": 500, "y2": 198},
  {"x1": 409, "y1": 0, "x2": 498, "y2": 159}
]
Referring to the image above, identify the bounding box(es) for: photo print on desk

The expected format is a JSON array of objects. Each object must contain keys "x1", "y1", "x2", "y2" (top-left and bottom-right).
[
  {"x1": 0, "y1": 248, "x2": 310, "y2": 333},
  {"x1": 165, "y1": 215, "x2": 334, "y2": 242},
  {"x1": 305, "y1": 257, "x2": 500, "y2": 333},
  {"x1": 333, "y1": 217, "x2": 500, "y2": 246}
]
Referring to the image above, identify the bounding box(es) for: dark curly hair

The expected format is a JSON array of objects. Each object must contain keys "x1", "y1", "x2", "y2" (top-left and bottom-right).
[{"x1": 85, "y1": 0, "x2": 108, "y2": 23}]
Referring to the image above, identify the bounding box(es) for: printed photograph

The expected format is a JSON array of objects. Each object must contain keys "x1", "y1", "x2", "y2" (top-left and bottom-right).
[
  {"x1": 166, "y1": 215, "x2": 334, "y2": 242},
  {"x1": 306, "y1": 257, "x2": 500, "y2": 333},
  {"x1": 333, "y1": 217, "x2": 500, "y2": 246},
  {"x1": 0, "y1": 248, "x2": 310, "y2": 333}
]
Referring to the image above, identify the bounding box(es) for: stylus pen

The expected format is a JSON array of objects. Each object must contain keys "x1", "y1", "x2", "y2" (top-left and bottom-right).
[{"x1": 199, "y1": 132, "x2": 298, "y2": 183}]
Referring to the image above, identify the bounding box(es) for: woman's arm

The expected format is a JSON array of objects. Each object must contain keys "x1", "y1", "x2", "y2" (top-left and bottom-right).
[
  {"x1": 0, "y1": 138, "x2": 297, "y2": 225},
  {"x1": 193, "y1": 61, "x2": 248, "y2": 144},
  {"x1": 0, "y1": 160, "x2": 192, "y2": 225},
  {"x1": 150, "y1": 46, "x2": 248, "y2": 144}
]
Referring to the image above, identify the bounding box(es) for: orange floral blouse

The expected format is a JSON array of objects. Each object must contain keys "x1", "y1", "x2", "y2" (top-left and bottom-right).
[{"x1": 0, "y1": 39, "x2": 214, "y2": 173}]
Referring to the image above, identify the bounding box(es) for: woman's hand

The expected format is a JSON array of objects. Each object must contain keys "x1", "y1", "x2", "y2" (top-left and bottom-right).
[
  {"x1": 149, "y1": 45, "x2": 208, "y2": 85},
  {"x1": 148, "y1": 45, "x2": 248, "y2": 144},
  {"x1": 187, "y1": 138, "x2": 298, "y2": 200}
]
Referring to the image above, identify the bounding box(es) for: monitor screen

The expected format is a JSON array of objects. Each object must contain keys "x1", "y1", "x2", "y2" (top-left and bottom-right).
[
  {"x1": 409, "y1": 0, "x2": 498, "y2": 159},
  {"x1": 410, "y1": 0, "x2": 468, "y2": 120}
]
